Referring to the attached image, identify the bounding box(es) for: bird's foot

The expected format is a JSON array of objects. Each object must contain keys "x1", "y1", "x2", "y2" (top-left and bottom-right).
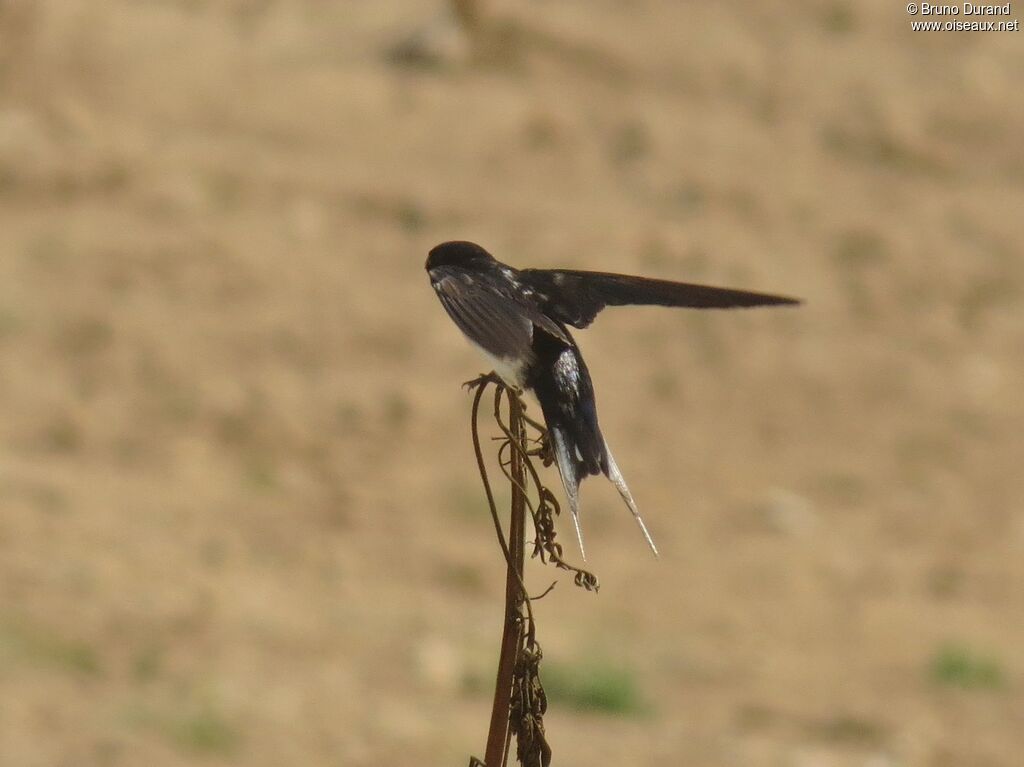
[{"x1": 527, "y1": 434, "x2": 555, "y2": 467}]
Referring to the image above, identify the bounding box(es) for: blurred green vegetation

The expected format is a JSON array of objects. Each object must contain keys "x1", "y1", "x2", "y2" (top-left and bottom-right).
[
  {"x1": 929, "y1": 643, "x2": 1006, "y2": 690},
  {"x1": 0, "y1": 617, "x2": 101, "y2": 676},
  {"x1": 542, "y1": 658, "x2": 649, "y2": 716}
]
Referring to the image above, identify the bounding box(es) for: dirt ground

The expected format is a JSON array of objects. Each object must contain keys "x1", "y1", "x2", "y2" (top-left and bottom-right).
[{"x1": 1, "y1": 1, "x2": 1022, "y2": 765}]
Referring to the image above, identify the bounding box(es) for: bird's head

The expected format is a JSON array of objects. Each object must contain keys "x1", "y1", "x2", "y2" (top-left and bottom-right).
[{"x1": 425, "y1": 241, "x2": 496, "y2": 274}]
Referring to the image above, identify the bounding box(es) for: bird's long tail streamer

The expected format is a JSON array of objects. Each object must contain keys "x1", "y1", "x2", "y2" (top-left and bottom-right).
[{"x1": 603, "y1": 443, "x2": 659, "y2": 557}]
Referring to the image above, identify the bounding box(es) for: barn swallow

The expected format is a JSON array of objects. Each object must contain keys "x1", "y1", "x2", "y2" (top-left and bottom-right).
[{"x1": 426, "y1": 240, "x2": 799, "y2": 558}]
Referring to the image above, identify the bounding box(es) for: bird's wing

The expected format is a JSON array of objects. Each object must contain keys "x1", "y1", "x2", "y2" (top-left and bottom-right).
[
  {"x1": 431, "y1": 268, "x2": 571, "y2": 359},
  {"x1": 518, "y1": 269, "x2": 801, "y2": 329}
]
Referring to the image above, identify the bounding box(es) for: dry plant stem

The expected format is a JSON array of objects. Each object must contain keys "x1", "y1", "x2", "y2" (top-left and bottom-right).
[
  {"x1": 483, "y1": 388, "x2": 527, "y2": 767},
  {"x1": 469, "y1": 379, "x2": 514, "y2": 568},
  {"x1": 467, "y1": 374, "x2": 591, "y2": 766}
]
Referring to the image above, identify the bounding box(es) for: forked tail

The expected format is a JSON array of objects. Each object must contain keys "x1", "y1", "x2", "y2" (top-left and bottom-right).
[{"x1": 548, "y1": 424, "x2": 659, "y2": 559}]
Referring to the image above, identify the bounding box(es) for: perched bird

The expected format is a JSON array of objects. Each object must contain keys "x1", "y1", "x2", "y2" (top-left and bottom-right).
[{"x1": 426, "y1": 240, "x2": 799, "y2": 558}]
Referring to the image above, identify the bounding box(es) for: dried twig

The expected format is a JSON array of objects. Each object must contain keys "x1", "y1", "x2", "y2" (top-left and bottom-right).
[{"x1": 464, "y1": 373, "x2": 598, "y2": 767}]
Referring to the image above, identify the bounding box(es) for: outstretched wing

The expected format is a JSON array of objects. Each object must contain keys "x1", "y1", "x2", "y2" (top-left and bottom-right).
[
  {"x1": 518, "y1": 269, "x2": 801, "y2": 329},
  {"x1": 430, "y1": 266, "x2": 571, "y2": 360}
]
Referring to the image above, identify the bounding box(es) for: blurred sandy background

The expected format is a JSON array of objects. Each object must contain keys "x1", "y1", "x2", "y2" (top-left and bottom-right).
[{"x1": 1, "y1": 1, "x2": 1022, "y2": 765}]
